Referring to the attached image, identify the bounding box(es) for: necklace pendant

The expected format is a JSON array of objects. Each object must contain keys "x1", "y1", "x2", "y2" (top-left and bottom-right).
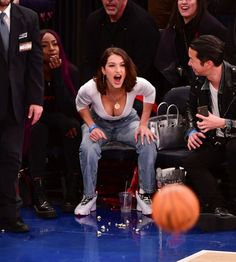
[{"x1": 114, "y1": 102, "x2": 120, "y2": 110}]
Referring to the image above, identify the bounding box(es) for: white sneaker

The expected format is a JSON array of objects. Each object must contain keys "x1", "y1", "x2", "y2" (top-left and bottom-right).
[
  {"x1": 74, "y1": 195, "x2": 97, "y2": 216},
  {"x1": 136, "y1": 191, "x2": 152, "y2": 215}
]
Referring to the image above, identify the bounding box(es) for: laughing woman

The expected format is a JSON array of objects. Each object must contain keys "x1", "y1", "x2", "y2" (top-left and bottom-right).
[{"x1": 75, "y1": 47, "x2": 157, "y2": 216}]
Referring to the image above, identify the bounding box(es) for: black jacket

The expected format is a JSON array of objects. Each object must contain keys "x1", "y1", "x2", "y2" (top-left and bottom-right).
[
  {"x1": 0, "y1": 4, "x2": 43, "y2": 122},
  {"x1": 41, "y1": 64, "x2": 79, "y2": 118},
  {"x1": 186, "y1": 61, "x2": 236, "y2": 138},
  {"x1": 83, "y1": 0, "x2": 160, "y2": 84}
]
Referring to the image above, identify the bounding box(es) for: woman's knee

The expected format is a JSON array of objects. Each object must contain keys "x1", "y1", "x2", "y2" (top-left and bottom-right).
[{"x1": 137, "y1": 140, "x2": 157, "y2": 157}]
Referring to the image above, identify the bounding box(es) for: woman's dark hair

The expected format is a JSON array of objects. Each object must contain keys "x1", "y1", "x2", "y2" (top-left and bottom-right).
[
  {"x1": 190, "y1": 35, "x2": 224, "y2": 66},
  {"x1": 40, "y1": 29, "x2": 76, "y2": 97},
  {"x1": 95, "y1": 47, "x2": 137, "y2": 95},
  {"x1": 168, "y1": 0, "x2": 206, "y2": 31}
]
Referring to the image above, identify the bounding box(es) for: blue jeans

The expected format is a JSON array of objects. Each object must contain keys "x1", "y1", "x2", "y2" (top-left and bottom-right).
[{"x1": 79, "y1": 110, "x2": 157, "y2": 198}]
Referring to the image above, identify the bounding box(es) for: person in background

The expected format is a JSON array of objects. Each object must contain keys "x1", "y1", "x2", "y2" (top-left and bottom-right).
[
  {"x1": 28, "y1": 29, "x2": 82, "y2": 218},
  {"x1": 155, "y1": 0, "x2": 227, "y2": 99},
  {"x1": 0, "y1": 0, "x2": 44, "y2": 232},
  {"x1": 82, "y1": 0, "x2": 160, "y2": 100},
  {"x1": 75, "y1": 47, "x2": 157, "y2": 216},
  {"x1": 184, "y1": 35, "x2": 236, "y2": 220}
]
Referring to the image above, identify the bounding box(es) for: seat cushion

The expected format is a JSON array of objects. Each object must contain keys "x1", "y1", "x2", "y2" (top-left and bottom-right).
[
  {"x1": 156, "y1": 148, "x2": 190, "y2": 168},
  {"x1": 101, "y1": 141, "x2": 137, "y2": 160}
]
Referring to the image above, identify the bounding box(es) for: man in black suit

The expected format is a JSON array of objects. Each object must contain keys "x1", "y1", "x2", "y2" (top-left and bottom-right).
[{"x1": 0, "y1": 0, "x2": 44, "y2": 232}]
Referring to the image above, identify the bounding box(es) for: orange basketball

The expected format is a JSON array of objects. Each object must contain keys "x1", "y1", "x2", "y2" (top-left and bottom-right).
[{"x1": 152, "y1": 184, "x2": 200, "y2": 233}]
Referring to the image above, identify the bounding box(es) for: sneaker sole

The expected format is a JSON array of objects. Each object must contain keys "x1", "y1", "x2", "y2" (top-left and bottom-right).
[
  {"x1": 74, "y1": 204, "x2": 96, "y2": 216},
  {"x1": 34, "y1": 206, "x2": 57, "y2": 218}
]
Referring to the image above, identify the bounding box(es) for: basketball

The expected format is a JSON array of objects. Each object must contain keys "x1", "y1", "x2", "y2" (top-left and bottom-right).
[{"x1": 152, "y1": 184, "x2": 200, "y2": 233}]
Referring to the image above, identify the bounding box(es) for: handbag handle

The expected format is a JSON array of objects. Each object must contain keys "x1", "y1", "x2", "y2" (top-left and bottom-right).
[
  {"x1": 157, "y1": 102, "x2": 168, "y2": 116},
  {"x1": 166, "y1": 104, "x2": 179, "y2": 124}
]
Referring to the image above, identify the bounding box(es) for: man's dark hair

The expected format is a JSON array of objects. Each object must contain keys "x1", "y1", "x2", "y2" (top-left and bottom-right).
[{"x1": 190, "y1": 35, "x2": 225, "y2": 66}]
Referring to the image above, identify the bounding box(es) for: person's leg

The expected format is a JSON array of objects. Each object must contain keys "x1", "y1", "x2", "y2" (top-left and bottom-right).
[
  {"x1": 114, "y1": 111, "x2": 157, "y2": 193},
  {"x1": 30, "y1": 113, "x2": 81, "y2": 217},
  {"x1": 115, "y1": 111, "x2": 157, "y2": 215},
  {"x1": 28, "y1": 122, "x2": 57, "y2": 218},
  {"x1": 29, "y1": 122, "x2": 48, "y2": 178},
  {"x1": 61, "y1": 119, "x2": 82, "y2": 212},
  {"x1": 79, "y1": 124, "x2": 105, "y2": 198},
  {"x1": 0, "y1": 116, "x2": 29, "y2": 232},
  {"x1": 183, "y1": 143, "x2": 225, "y2": 211},
  {"x1": 74, "y1": 123, "x2": 107, "y2": 216}
]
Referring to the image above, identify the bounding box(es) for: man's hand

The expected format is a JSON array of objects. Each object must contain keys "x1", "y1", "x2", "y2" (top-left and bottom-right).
[
  {"x1": 187, "y1": 132, "x2": 206, "y2": 150},
  {"x1": 28, "y1": 104, "x2": 43, "y2": 125},
  {"x1": 196, "y1": 112, "x2": 226, "y2": 133}
]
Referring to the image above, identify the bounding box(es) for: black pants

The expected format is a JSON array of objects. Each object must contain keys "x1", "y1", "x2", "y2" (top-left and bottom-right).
[
  {"x1": 0, "y1": 111, "x2": 24, "y2": 222},
  {"x1": 184, "y1": 138, "x2": 236, "y2": 209},
  {"x1": 28, "y1": 112, "x2": 81, "y2": 179}
]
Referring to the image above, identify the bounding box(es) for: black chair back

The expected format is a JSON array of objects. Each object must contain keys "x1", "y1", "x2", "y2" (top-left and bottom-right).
[
  {"x1": 156, "y1": 86, "x2": 191, "y2": 168},
  {"x1": 158, "y1": 85, "x2": 190, "y2": 115}
]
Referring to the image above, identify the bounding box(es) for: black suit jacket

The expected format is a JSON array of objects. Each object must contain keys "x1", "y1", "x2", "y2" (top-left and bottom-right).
[
  {"x1": 0, "y1": 3, "x2": 44, "y2": 122},
  {"x1": 83, "y1": 0, "x2": 160, "y2": 84}
]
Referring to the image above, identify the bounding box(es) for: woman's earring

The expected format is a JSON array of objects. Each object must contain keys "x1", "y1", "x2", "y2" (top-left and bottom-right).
[{"x1": 102, "y1": 74, "x2": 105, "y2": 84}]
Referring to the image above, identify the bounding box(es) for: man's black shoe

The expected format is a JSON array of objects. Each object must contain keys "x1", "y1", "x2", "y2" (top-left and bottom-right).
[
  {"x1": 33, "y1": 179, "x2": 57, "y2": 218},
  {"x1": 214, "y1": 207, "x2": 234, "y2": 217},
  {"x1": 3, "y1": 218, "x2": 29, "y2": 233},
  {"x1": 34, "y1": 200, "x2": 57, "y2": 218}
]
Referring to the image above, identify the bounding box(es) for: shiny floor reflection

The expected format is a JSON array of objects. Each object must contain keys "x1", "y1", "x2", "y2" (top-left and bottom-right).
[{"x1": 1, "y1": 207, "x2": 236, "y2": 262}]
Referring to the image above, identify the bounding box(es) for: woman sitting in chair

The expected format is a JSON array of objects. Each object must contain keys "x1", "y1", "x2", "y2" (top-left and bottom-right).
[
  {"x1": 28, "y1": 29, "x2": 82, "y2": 218},
  {"x1": 75, "y1": 47, "x2": 157, "y2": 216}
]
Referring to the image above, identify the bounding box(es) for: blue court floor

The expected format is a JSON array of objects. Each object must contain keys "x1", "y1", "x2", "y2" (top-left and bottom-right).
[{"x1": 1, "y1": 205, "x2": 236, "y2": 262}]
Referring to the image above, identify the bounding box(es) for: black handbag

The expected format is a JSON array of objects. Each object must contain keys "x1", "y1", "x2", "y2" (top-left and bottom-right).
[{"x1": 149, "y1": 102, "x2": 187, "y2": 150}]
